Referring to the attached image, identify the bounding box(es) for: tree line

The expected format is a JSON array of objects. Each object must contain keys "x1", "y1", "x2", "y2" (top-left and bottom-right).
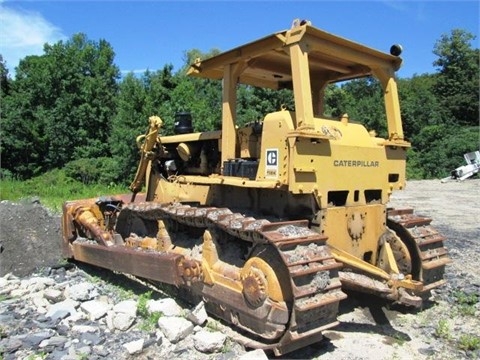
[{"x1": 0, "y1": 29, "x2": 478, "y2": 185}]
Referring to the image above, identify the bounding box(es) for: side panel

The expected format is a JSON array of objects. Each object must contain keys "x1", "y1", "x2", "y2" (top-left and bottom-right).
[
  {"x1": 256, "y1": 111, "x2": 295, "y2": 184},
  {"x1": 321, "y1": 204, "x2": 386, "y2": 266},
  {"x1": 384, "y1": 145, "x2": 408, "y2": 191},
  {"x1": 289, "y1": 118, "x2": 407, "y2": 206},
  {"x1": 148, "y1": 175, "x2": 211, "y2": 204}
]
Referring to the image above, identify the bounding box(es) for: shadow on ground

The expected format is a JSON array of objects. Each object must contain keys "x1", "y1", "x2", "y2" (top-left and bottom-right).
[{"x1": 274, "y1": 290, "x2": 430, "y2": 359}]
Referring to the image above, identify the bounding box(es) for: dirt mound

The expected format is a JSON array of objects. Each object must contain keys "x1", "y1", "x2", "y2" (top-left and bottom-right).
[{"x1": 0, "y1": 200, "x2": 63, "y2": 277}]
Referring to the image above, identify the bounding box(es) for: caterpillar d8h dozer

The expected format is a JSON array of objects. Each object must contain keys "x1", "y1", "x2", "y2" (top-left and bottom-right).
[{"x1": 62, "y1": 19, "x2": 451, "y2": 355}]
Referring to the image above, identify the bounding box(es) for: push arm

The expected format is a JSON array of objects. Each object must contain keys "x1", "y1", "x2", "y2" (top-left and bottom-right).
[{"x1": 129, "y1": 116, "x2": 163, "y2": 201}]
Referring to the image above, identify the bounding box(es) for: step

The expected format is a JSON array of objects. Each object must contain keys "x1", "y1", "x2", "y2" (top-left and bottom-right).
[
  {"x1": 292, "y1": 278, "x2": 343, "y2": 298},
  {"x1": 421, "y1": 247, "x2": 449, "y2": 261},
  {"x1": 294, "y1": 290, "x2": 347, "y2": 312},
  {"x1": 416, "y1": 233, "x2": 447, "y2": 246},
  {"x1": 422, "y1": 257, "x2": 452, "y2": 270},
  {"x1": 401, "y1": 216, "x2": 432, "y2": 228},
  {"x1": 281, "y1": 252, "x2": 332, "y2": 267},
  {"x1": 387, "y1": 208, "x2": 414, "y2": 217},
  {"x1": 289, "y1": 261, "x2": 342, "y2": 277}
]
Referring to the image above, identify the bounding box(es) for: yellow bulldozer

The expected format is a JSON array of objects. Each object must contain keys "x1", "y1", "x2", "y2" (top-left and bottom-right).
[{"x1": 62, "y1": 19, "x2": 450, "y2": 355}]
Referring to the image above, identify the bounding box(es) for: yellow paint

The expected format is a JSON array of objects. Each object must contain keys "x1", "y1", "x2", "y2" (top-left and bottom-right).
[{"x1": 138, "y1": 20, "x2": 416, "y2": 297}]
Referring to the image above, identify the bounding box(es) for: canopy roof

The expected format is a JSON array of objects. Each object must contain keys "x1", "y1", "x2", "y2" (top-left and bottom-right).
[{"x1": 187, "y1": 22, "x2": 402, "y2": 89}]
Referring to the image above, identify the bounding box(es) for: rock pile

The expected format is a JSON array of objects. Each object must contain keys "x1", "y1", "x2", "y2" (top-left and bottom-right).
[{"x1": 0, "y1": 265, "x2": 268, "y2": 360}]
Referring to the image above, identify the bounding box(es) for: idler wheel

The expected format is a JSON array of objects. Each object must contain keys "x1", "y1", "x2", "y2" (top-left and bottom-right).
[
  {"x1": 242, "y1": 267, "x2": 268, "y2": 308},
  {"x1": 387, "y1": 233, "x2": 412, "y2": 274}
]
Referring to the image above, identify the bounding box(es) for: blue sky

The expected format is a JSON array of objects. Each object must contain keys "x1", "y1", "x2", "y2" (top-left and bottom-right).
[{"x1": 1, "y1": 0, "x2": 478, "y2": 78}]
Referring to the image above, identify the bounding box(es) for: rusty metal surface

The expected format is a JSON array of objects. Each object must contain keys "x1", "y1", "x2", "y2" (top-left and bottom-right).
[
  {"x1": 63, "y1": 198, "x2": 451, "y2": 353},
  {"x1": 323, "y1": 206, "x2": 452, "y2": 307},
  {"x1": 71, "y1": 242, "x2": 184, "y2": 286},
  {"x1": 387, "y1": 208, "x2": 452, "y2": 292},
  {"x1": 64, "y1": 199, "x2": 347, "y2": 355}
]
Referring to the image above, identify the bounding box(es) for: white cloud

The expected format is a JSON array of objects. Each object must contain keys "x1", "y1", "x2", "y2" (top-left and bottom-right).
[{"x1": 0, "y1": 3, "x2": 66, "y2": 73}]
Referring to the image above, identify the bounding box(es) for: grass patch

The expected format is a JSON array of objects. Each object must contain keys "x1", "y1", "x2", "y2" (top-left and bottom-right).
[
  {"x1": 137, "y1": 291, "x2": 153, "y2": 318},
  {"x1": 434, "y1": 319, "x2": 451, "y2": 340},
  {"x1": 0, "y1": 169, "x2": 127, "y2": 213},
  {"x1": 76, "y1": 353, "x2": 89, "y2": 360},
  {"x1": 205, "y1": 319, "x2": 222, "y2": 332},
  {"x1": 391, "y1": 332, "x2": 409, "y2": 346},
  {"x1": 25, "y1": 352, "x2": 48, "y2": 360},
  {"x1": 137, "y1": 291, "x2": 163, "y2": 332},
  {"x1": 138, "y1": 312, "x2": 162, "y2": 332},
  {"x1": 86, "y1": 274, "x2": 103, "y2": 284},
  {"x1": 458, "y1": 334, "x2": 480, "y2": 351},
  {"x1": 0, "y1": 325, "x2": 7, "y2": 338},
  {"x1": 221, "y1": 338, "x2": 233, "y2": 353},
  {"x1": 453, "y1": 290, "x2": 479, "y2": 317},
  {"x1": 104, "y1": 283, "x2": 135, "y2": 301}
]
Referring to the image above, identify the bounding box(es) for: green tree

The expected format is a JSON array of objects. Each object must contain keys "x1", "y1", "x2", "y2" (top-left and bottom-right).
[
  {"x1": 109, "y1": 73, "x2": 150, "y2": 183},
  {"x1": 237, "y1": 86, "x2": 294, "y2": 126},
  {"x1": 0, "y1": 55, "x2": 51, "y2": 178},
  {"x1": 42, "y1": 34, "x2": 120, "y2": 166},
  {"x1": 398, "y1": 74, "x2": 442, "y2": 140},
  {"x1": 408, "y1": 124, "x2": 479, "y2": 179},
  {"x1": 433, "y1": 29, "x2": 479, "y2": 126},
  {"x1": 340, "y1": 78, "x2": 387, "y2": 137},
  {"x1": 0, "y1": 34, "x2": 120, "y2": 179},
  {"x1": 0, "y1": 55, "x2": 10, "y2": 97},
  {"x1": 171, "y1": 49, "x2": 222, "y2": 132},
  {"x1": 323, "y1": 84, "x2": 348, "y2": 118},
  {"x1": 0, "y1": 55, "x2": 13, "y2": 177},
  {"x1": 180, "y1": 48, "x2": 221, "y2": 74},
  {"x1": 406, "y1": 29, "x2": 479, "y2": 179},
  {"x1": 110, "y1": 65, "x2": 180, "y2": 183},
  {"x1": 144, "y1": 65, "x2": 177, "y2": 127},
  {"x1": 2, "y1": 34, "x2": 119, "y2": 177}
]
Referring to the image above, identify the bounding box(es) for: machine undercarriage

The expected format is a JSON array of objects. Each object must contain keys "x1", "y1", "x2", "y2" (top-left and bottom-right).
[
  {"x1": 62, "y1": 194, "x2": 450, "y2": 354},
  {"x1": 64, "y1": 198, "x2": 347, "y2": 355}
]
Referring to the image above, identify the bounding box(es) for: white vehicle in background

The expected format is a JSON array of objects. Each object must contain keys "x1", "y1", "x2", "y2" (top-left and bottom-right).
[{"x1": 442, "y1": 151, "x2": 480, "y2": 182}]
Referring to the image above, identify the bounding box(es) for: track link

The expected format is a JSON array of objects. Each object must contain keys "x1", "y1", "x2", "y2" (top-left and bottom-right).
[
  {"x1": 114, "y1": 201, "x2": 346, "y2": 355},
  {"x1": 387, "y1": 208, "x2": 452, "y2": 294},
  {"x1": 257, "y1": 222, "x2": 346, "y2": 354}
]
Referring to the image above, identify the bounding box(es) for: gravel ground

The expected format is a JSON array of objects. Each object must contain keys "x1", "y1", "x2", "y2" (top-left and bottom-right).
[{"x1": 0, "y1": 178, "x2": 479, "y2": 359}]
